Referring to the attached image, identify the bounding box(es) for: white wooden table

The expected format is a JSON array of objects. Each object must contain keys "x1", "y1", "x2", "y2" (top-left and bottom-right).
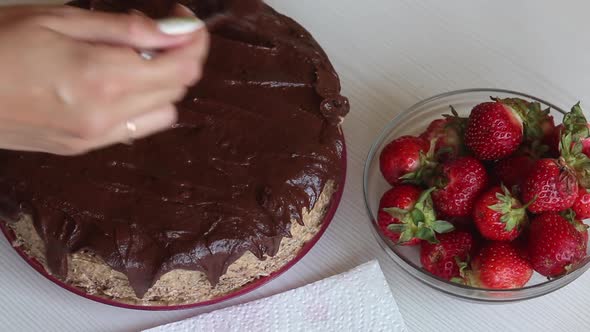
[{"x1": 1, "y1": 1, "x2": 590, "y2": 331}]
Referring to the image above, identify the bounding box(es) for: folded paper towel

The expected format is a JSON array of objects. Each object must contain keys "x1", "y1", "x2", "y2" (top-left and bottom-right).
[{"x1": 145, "y1": 260, "x2": 407, "y2": 332}]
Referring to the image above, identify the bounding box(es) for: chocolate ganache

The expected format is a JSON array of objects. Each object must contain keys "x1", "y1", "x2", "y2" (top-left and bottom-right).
[{"x1": 0, "y1": 0, "x2": 349, "y2": 298}]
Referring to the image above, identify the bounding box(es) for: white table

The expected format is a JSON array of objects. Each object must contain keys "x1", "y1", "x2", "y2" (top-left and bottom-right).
[{"x1": 1, "y1": 1, "x2": 590, "y2": 331}]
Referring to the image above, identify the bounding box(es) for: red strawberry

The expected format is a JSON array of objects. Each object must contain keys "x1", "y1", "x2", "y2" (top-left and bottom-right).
[
  {"x1": 378, "y1": 186, "x2": 454, "y2": 245},
  {"x1": 465, "y1": 98, "x2": 554, "y2": 161},
  {"x1": 547, "y1": 104, "x2": 590, "y2": 189},
  {"x1": 560, "y1": 133, "x2": 590, "y2": 189},
  {"x1": 379, "y1": 136, "x2": 435, "y2": 185},
  {"x1": 528, "y1": 213, "x2": 588, "y2": 277},
  {"x1": 446, "y1": 216, "x2": 473, "y2": 229},
  {"x1": 378, "y1": 185, "x2": 423, "y2": 246},
  {"x1": 573, "y1": 187, "x2": 590, "y2": 220},
  {"x1": 540, "y1": 114, "x2": 557, "y2": 153},
  {"x1": 551, "y1": 124, "x2": 590, "y2": 157},
  {"x1": 521, "y1": 158, "x2": 579, "y2": 213},
  {"x1": 431, "y1": 157, "x2": 489, "y2": 218},
  {"x1": 465, "y1": 101, "x2": 524, "y2": 160},
  {"x1": 584, "y1": 139, "x2": 590, "y2": 158},
  {"x1": 473, "y1": 185, "x2": 530, "y2": 241},
  {"x1": 513, "y1": 230, "x2": 531, "y2": 261},
  {"x1": 549, "y1": 103, "x2": 590, "y2": 158},
  {"x1": 465, "y1": 241, "x2": 533, "y2": 289},
  {"x1": 536, "y1": 106, "x2": 590, "y2": 195},
  {"x1": 548, "y1": 124, "x2": 563, "y2": 157},
  {"x1": 420, "y1": 231, "x2": 474, "y2": 280},
  {"x1": 419, "y1": 107, "x2": 467, "y2": 162},
  {"x1": 493, "y1": 155, "x2": 536, "y2": 189},
  {"x1": 561, "y1": 209, "x2": 590, "y2": 245}
]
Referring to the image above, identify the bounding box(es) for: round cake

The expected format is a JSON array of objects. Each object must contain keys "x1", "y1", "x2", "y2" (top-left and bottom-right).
[{"x1": 0, "y1": 0, "x2": 349, "y2": 306}]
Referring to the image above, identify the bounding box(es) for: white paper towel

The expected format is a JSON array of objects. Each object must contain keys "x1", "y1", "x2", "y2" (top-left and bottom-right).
[{"x1": 145, "y1": 260, "x2": 407, "y2": 332}]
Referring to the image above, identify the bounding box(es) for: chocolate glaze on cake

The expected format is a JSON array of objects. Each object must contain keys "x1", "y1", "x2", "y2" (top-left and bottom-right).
[{"x1": 0, "y1": 0, "x2": 349, "y2": 298}]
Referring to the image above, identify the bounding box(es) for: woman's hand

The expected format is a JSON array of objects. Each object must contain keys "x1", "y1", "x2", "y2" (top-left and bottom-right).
[{"x1": 0, "y1": 4, "x2": 209, "y2": 155}]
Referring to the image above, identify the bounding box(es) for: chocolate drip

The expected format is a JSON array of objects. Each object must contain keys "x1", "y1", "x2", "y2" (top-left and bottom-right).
[{"x1": 0, "y1": 1, "x2": 348, "y2": 298}]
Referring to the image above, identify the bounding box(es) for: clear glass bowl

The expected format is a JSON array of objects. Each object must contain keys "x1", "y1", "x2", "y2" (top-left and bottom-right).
[{"x1": 363, "y1": 88, "x2": 590, "y2": 302}]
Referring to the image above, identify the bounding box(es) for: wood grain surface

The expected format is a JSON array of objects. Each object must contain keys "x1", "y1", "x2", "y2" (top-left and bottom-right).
[{"x1": 1, "y1": 1, "x2": 590, "y2": 331}]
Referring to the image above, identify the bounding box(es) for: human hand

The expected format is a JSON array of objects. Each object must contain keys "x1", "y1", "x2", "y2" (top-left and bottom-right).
[{"x1": 0, "y1": 4, "x2": 209, "y2": 155}]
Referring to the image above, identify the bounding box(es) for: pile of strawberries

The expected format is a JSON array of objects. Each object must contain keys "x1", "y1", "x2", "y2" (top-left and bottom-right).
[{"x1": 378, "y1": 97, "x2": 590, "y2": 289}]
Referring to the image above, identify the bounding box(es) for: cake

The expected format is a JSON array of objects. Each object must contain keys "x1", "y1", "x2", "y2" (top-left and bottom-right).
[{"x1": 0, "y1": 0, "x2": 349, "y2": 306}]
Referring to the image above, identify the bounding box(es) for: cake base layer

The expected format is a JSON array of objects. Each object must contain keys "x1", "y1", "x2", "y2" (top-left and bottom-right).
[{"x1": 7, "y1": 182, "x2": 334, "y2": 306}]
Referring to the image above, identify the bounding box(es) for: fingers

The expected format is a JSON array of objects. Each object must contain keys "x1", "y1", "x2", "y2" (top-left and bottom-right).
[
  {"x1": 21, "y1": 4, "x2": 208, "y2": 154},
  {"x1": 60, "y1": 27, "x2": 208, "y2": 136},
  {"x1": 97, "y1": 88, "x2": 187, "y2": 130},
  {"x1": 53, "y1": 106, "x2": 177, "y2": 155},
  {"x1": 0, "y1": 105, "x2": 178, "y2": 155},
  {"x1": 59, "y1": 86, "x2": 184, "y2": 140},
  {"x1": 149, "y1": 29, "x2": 210, "y2": 85},
  {"x1": 38, "y1": 6, "x2": 204, "y2": 49},
  {"x1": 61, "y1": 7, "x2": 209, "y2": 93},
  {"x1": 72, "y1": 106, "x2": 178, "y2": 154},
  {"x1": 104, "y1": 27, "x2": 209, "y2": 91}
]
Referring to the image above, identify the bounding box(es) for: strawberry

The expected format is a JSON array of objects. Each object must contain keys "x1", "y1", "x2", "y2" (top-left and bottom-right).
[
  {"x1": 560, "y1": 132, "x2": 590, "y2": 189},
  {"x1": 420, "y1": 231, "x2": 474, "y2": 280},
  {"x1": 550, "y1": 103, "x2": 590, "y2": 158},
  {"x1": 513, "y1": 230, "x2": 531, "y2": 261},
  {"x1": 464, "y1": 241, "x2": 533, "y2": 289},
  {"x1": 521, "y1": 158, "x2": 579, "y2": 213},
  {"x1": 465, "y1": 100, "x2": 524, "y2": 160},
  {"x1": 419, "y1": 107, "x2": 467, "y2": 162},
  {"x1": 528, "y1": 213, "x2": 588, "y2": 277},
  {"x1": 547, "y1": 125, "x2": 563, "y2": 158},
  {"x1": 473, "y1": 185, "x2": 531, "y2": 241},
  {"x1": 525, "y1": 106, "x2": 590, "y2": 210},
  {"x1": 561, "y1": 209, "x2": 590, "y2": 244},
  {"x1": 379, "y1": 136, "x2": 435, "y2": 186},
  {"x1": 543, "y1": 104, "x2": 590, "y2": 189},
  {"x1": 493, "y1": 154, "x2": 536, "y2": 190},
  {"x1": 378, "y1": 185, "x2": 422, "y2": 246},
  {"x1": 446, "y1": 216, "x2": 474, "y2": 229},
  {"x1": 540, "y1": 114, "x2": 558, "y2": 155},
  {"x1": 465, "y1": 98, "x2": 554, "y2": 161},
  {"x1": 430, "y1": 156, "x2": 489, "y2": 218},
  {"x1": 378, "y1": 186, "x2": 454, "y2": 245},
  {"x1": 572, "y1": 187, "x2": 590, "y2": 220}
]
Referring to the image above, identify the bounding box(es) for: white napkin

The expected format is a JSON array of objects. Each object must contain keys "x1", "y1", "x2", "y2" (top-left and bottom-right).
[{"x1": 145, "y1": 260, "x2": 407, "y2": 332}]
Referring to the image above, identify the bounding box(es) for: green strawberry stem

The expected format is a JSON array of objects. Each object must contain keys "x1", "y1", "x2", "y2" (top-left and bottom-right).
[
  {"x1": 524, "y1": 139, "x2": 550, "y2": 159},
  {"x1": 488, "y1": 184, "x2": 531, "y2": 232},
  {"x1": 563, "y1": 103, "x2": 590, "y2": 139},
  {"x1": 559, "y1": 209, "x2": 590, "y2": 233},
  {"x1": 400, "y1": 140, "x2": 438, "y2": 185},
  {"x1": 560, "y1": 209, "x2": 577, "y2": 223},
  {"x1": 449, "y1": 256, "x2": 471, "y2": 285},
  {"x1": 560, "y1": 133, "x2": 590, "y2": 188},
  {"x1": 384, "y1": 188, "x2": 454, "y2": 244},
  {"x1": 444, "y1": 106, "x2": 468, "y2": 133}
]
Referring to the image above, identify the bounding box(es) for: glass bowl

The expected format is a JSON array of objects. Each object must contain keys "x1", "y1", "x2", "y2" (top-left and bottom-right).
[{"x1": 363, "y1": 88, "x2": 590, "y2": 302}]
